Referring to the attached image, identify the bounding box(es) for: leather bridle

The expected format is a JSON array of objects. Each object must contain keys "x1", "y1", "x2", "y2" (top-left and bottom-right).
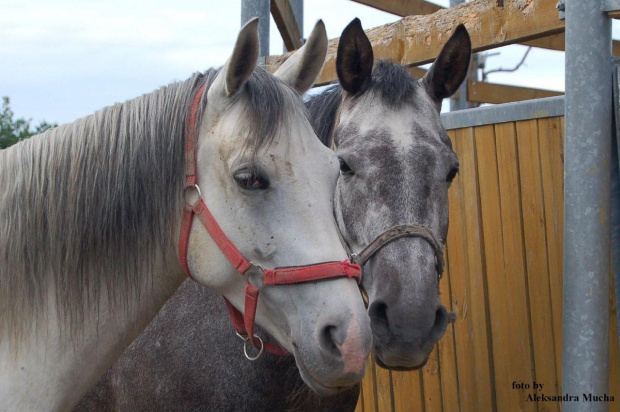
[
  {"x1": 338, "y1": 223, "x2": 445, "y2": 281},
  {"x1": 178, "y1": 83, "x2": 363, "y2": 360},
  {"x1": 330, "y1": 103, "x2": 445, "y2": 284}
]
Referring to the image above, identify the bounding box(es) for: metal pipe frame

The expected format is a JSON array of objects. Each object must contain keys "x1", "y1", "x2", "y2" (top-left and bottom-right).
[
  {"x1": 241, "y1": 0, "x2": 270, "y2": 64},
  {"x1": 563, "y1": 1, "x2": 613, "y2": 409}
]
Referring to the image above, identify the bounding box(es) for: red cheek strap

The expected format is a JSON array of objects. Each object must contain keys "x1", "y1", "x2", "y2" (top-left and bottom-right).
[{"x1": 179, "y1": 84, "x2": 362, "y2": 359}]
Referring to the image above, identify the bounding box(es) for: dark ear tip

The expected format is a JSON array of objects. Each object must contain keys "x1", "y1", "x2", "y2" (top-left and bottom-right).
[
  {"x1": 345, "y1": 17, "x2": 363, "y2": 33},
  {"x1": 453, "y1": 24, "x2": 471, "y2": 42},
  {"x1": 244, "y1": 17, "x2": 259, "y2": 29}
]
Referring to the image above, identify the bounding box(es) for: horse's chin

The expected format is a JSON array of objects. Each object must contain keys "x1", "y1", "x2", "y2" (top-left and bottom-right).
[
  {"x1": 374, "y1": 345, "x2": 431, "y2": 371},
  {"x1": 292, "y1": 345, "x2": 356, "y2": 396},
  {"x1": 375, "y1": 353, "x2": 429, "y2": 371}
]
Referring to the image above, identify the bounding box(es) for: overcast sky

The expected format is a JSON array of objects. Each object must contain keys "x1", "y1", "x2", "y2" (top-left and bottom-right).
[{"x1": 1, "y1": 0, "x2": 617, "y2": 126}]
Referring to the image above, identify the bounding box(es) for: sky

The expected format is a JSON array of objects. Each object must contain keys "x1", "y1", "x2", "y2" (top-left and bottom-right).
[{"x1": 1, "y1": 0, "x2": 617, "y2": 127}]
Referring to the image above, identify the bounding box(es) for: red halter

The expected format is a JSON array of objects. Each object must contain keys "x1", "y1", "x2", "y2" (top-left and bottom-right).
[{"x1": 178, "y1": 84, "x2": 362, "y2": 358}]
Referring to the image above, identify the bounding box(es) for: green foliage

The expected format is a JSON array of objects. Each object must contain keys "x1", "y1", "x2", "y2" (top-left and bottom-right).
[{"x1": 0, "y1": 96, "x2": 57, "y2": 149}]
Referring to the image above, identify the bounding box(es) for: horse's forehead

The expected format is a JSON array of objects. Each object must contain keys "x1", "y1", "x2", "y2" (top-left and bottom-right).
[
  {"x1": 210, "y1": 98, "x2": 322, "y2": 165},
  {"x1": 339, "y1": 93, "x2": 447, "y2": 155}
]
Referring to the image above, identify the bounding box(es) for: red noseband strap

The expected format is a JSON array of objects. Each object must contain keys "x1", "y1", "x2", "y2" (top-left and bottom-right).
[{"x1": 178, "y1": 84, "x2": 362, "y2": 357}]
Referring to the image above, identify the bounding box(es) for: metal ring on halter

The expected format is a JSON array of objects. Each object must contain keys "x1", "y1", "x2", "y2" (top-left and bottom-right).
[
  {"x1": 243, "y1": 335, "x2": 264, "y2": 361},
  {"x1": 184, "y1": 184, "x2": 202, "y2": 204}
]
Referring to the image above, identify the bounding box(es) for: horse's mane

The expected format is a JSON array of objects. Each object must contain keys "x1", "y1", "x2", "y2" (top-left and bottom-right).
[
  {"x1": 0, "y1": 66, "x2": 296, "y2": 344},
  {"x1": 305, "y1": 85, "x2": 341, "y2": 147},
  {"x1": 305, "y1": 60, "x2": 419, "y2": 148}
]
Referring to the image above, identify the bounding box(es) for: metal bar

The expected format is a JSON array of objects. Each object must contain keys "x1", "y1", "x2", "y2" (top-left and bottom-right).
[
  {"x1": 613, "y1": 62, "x2": 620, "y2": 352},
  {"x1": 612, "y1": 114, "x2": 620, "y2": 355},
  {"x1": 603, "y1": 0, "x2": 620, "y2": 12},
  {"x1": 241, "y1": 0, "x2": 270, "y2": 64},
  {"x1": 440, "y1": 96, "x2": 564, "y2": 130},
  {"x1": 562, "y1": 0, "x2": 612, "y2": 409}
]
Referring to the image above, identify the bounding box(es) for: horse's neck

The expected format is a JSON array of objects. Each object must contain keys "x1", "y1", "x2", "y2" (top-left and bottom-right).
[{"x1": 0, "y1": 257, "x2": 185, "y2": 411}]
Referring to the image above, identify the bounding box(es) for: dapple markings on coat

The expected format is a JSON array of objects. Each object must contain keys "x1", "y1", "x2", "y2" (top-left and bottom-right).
[{"x1": 322, "y1": 20, "x2": 471, "y2": 370}]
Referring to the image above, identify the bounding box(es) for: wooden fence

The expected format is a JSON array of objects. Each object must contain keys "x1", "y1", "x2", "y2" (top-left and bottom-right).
[{"x1": 355, "y1": 98, "x2": 620, "y2": 412}]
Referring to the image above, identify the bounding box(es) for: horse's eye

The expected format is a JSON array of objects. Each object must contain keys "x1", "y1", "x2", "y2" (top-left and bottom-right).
[
  {"x1": 338, "y1": 157, "x2": 354, "y2": 176},
  {"x1": 234, "y1": 170, "x2": 269, "y2": 190},
  {"x1": 446, "y1": 167, "x2": 459, "y2": 183}
]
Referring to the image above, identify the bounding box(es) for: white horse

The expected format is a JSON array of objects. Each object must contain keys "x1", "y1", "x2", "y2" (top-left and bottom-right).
[{"x1": 0, "y1": 20, "x2": 372, "y2": 410}]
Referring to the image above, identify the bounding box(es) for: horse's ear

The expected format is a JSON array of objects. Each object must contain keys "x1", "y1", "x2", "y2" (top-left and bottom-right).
[
  {"x1": 213, "y1": 18, "x2": 260, "y2": 97},
  {"x1": 422, "y1": 24, "x2": 471, "y2": 101},
  {"x1": 336, "y1": 18, "x2": 374, "y2": 95},
  {"x1": 273, "y1": 20, "x2": 328, "y2": 94}
]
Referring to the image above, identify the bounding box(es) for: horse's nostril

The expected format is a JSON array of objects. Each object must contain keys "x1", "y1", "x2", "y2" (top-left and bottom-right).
[
  {"x1": 320, "y1": 325, "x2": 340, "y2": 356},
  {"x1": 368, "y1": 302, "x2": 390, "y2": 339},
  {"x1": 430, "y1": 305, "x2": 449, "y2": 341}
]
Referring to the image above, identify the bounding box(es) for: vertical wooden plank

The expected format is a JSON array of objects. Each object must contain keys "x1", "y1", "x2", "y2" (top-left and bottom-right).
[
  {"x1": 537, "y1": 117, "x2": 564, "y2": 391},
  {"x1": 438, "y1": 249, "x2": 460, "y2": 412},
  {"x1": 355, "y1": 388, "x2": 364, "y2": 412},
  {"x1": 374, "y1": 365, "x2": 393, "y2": 411},
  {"x1": 516, "y1": 119, "x2": 559, "y2": 412},
  {"x1": 392, "y1": 370, "x2": 424, "y2": 412},
  {"x1": 445, "y1": 127, "x2": 494, "y2": 411},
  {"x1": 421, "y1": 345, "x2": 443, "y2": 412},
  {"x1": 476, "y1": 123, "x2": 536, "y2": 411},
  {"x1": 361, "y1": 356, "x2": 378, "y2": 412}
]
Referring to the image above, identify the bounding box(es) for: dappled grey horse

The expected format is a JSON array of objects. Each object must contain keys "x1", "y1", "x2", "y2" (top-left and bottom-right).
[{"x1": 76, "y1": 19, "x2": 471, "y2": 411}]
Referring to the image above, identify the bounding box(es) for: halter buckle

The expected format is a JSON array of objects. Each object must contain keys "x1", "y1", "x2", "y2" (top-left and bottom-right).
[
  {"x1": 349, "y1": 252, "x2": 361, "y2": 266},
  {"x1": 246, "y1": 262, "x2": 265, "y2": 288}
]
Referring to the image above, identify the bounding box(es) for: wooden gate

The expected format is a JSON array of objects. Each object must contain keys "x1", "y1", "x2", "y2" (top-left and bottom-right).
[{"x1": 355, "y1": 97, "x2": 620, "y2": 412}]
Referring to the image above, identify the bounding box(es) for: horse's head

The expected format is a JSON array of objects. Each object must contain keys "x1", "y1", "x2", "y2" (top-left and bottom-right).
[
  {"x1": 331, "y1": 19, "x2": 471, "y2": 370},
  {"x1": 182, "y1": 19, "x2": 372, "y2": 394}
]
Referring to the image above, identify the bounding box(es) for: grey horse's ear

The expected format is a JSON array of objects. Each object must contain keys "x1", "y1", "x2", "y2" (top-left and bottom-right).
[
  {"x1": 423, "y1": 24, "x2": 471, "y2": 101},
  {"x1": 336, "y1": 18, "x2": 374, "y2": 95},
  {"x1": 273, "y1": 20, "x2": 328, "y2": 94},
  {"x1": 212, "y1": 18, "x2": 260, "y2": 97}
]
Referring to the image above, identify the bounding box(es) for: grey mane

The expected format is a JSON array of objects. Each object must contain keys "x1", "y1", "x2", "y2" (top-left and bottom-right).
[
  {"x1": 306, "y1": 85, "x2": 341, "y2": 147},
  {"x1": 0, "y1": 65, "x2": 296, "y2": 344}
]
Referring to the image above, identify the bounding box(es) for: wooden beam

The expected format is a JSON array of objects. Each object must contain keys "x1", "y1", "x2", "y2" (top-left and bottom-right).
[
  {"x1": 522, "y1": 32, "x2": 620, "y2": 56},
  {"x1": 406, "y1": 67, "x2": 562, "y2": 104},
  {"x1": 466, "y1": 79, "x2": 563, "y2": 104},
  {"x1": 266, "y1": 0, "x2": 565, "y2": 85},
  {"x1": 351, "y1": 0, "x2": 442, "y2": 16},
  {"x1": 608, "y1": 10, "x2": 620, "y2": 19},
  {"x1": 521, "y1": 33, "x2": 565, "y2": 51},
  {"x1": 351, "y1": 0, "x2": 619, "y2": 55},
  {"x1": 270, "y1": 0, "x2": 302, "y2": 51},
  {"x1": 407, "y1": 66, "x2": 428, "y2": 79}
]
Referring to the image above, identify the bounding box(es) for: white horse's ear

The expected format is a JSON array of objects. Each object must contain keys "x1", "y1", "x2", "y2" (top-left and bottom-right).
[
  {"x1": 273, "y1": 20, "x2": 328, "y2": 94},
  {"x1": 211, "y1": 18, "x2": 260, "y2": 98}
]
